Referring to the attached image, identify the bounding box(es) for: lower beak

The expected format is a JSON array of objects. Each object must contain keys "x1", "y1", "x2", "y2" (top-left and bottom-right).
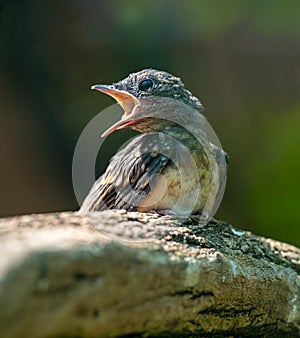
[
  {"x1": 91, "y1": 84, "x2": 141, "y2": 137},
  {"x1": 101, "y1": 116, "x2": 145, "y2": 137}
]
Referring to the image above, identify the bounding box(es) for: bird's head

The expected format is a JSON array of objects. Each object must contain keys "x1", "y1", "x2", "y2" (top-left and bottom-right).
[{"x1": 92, "y1": 69, "x2": 204, "y2": 136}]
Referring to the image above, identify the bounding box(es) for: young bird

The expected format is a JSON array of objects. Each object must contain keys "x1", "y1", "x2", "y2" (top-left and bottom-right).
[{"x1": 80, "y1": 69, "x2": 227, "y2": 216}]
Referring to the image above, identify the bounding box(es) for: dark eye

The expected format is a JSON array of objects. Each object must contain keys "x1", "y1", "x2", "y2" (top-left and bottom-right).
[{"x1": 138, "y1": 79, "x2": 154, "y2": 92}]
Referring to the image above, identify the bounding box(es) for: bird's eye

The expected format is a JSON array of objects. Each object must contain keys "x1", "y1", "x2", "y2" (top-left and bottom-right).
[{"x1": 138, "y1": 79, "x2": 154, "y2": 92}]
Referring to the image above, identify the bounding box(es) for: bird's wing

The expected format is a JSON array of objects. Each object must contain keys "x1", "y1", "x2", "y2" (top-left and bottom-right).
[{"x1": 80, "y1": 133, "x2": 172, "y2": 212}]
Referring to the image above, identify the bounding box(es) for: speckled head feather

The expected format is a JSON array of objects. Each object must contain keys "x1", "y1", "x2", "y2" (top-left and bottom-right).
[{"x1": 113, "y1": 69, "x2": 204, "y2": 112}]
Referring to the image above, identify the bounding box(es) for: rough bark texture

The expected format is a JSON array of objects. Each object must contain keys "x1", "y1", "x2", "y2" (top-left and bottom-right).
[{"x1": 0, "y1": 211, "x2": 299, "y2": 338}]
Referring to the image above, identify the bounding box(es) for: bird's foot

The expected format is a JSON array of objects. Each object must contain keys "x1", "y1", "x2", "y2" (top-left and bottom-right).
[
  {"x1": 186, "y1": 211, "x2": 211, "y2": 223},
  {"x1": 148, "y1": 209, "x2": 177, "y2": 216},
  {"x1": 200, "y1": 211, "x2": 210, "y2": 221}
]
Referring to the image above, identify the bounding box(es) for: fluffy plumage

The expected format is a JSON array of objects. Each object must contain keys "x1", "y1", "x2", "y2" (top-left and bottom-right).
[{"x1": 80, "y1": 69, "x2": 227, "y2": 215}]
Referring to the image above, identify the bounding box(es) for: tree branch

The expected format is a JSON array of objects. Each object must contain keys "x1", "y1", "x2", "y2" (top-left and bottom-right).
[{"x1": 0, "y1": 211, "x2": 299, "y2": 337}]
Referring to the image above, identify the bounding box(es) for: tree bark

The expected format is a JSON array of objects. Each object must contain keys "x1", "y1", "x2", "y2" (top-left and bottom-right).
[{"x1": 0, "y1": 211, "x2": 299, "y2": 337}]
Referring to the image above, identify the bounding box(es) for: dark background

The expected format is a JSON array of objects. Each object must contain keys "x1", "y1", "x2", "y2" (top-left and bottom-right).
[{"x1": 1, "y1": 1, "x2": 300, "y2": 246}]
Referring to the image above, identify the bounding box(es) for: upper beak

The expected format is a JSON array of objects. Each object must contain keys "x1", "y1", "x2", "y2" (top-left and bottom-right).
[{"x1": 91, "y1": 84, "x2": 141, "y2": 137}]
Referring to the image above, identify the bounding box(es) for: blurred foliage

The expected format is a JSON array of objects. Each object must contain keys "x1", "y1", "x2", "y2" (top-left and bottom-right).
[
  {"x1": 246, "y1": 106, "x2": 300, "y2": 245},
  {"x1": 0, "y1": 1, "x2": 299, "y2": 246}
]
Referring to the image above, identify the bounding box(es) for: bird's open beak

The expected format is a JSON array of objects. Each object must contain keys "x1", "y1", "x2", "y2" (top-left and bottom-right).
[{"x1": 91, "y1": 84, "x2": 141, "y2": 137}]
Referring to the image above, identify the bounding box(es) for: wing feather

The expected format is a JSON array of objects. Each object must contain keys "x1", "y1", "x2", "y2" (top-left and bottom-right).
[{"x1": 80, "y1": 134, "x2": 173, "y2": 212}]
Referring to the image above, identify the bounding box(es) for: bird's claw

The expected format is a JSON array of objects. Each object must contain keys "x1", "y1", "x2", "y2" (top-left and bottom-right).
[{"x1": 148, "y1": 209, "x2": 177, "y2": 216}]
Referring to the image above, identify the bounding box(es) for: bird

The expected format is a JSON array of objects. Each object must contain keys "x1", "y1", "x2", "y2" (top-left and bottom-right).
[{"x1": 80, "y1": 69, "x2": 227, "y2": 217}]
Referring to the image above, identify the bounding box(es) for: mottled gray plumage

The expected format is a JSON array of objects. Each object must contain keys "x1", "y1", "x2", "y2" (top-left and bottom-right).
[{"x1": 112, "y1": 69, "x2": 203, "y2": 112}]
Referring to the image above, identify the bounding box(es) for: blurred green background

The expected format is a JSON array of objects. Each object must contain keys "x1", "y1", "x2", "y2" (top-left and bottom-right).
[{"x1": 1, "y1": 1, "x2": 300, "y2": 247}]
